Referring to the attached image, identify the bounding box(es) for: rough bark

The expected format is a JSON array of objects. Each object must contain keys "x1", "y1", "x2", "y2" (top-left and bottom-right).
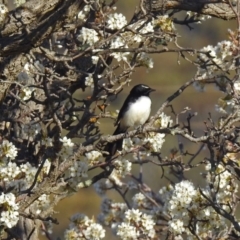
[
  {"x1": 0, "y1": 0, "x2": 83, "y2": 239},
  {"x1": 144, "y1": 0, "x2": 236, "y2": 20},
  {"x1": 0, "y1": 0, "x2": 83, "y2": 102}
]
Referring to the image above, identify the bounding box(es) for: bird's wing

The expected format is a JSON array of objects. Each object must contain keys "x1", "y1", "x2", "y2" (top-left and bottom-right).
[{"x1": 114, "y1": 94, "x2": 133, "y2": 126}]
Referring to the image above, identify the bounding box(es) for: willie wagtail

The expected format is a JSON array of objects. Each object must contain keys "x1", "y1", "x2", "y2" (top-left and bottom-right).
[{"x1": 105, "y1": 84, "x2": 155, "y2": 158}]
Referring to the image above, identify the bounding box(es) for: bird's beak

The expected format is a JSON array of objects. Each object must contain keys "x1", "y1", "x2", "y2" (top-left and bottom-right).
[{"x1": 149, "y1": 88, "x2": 155, "y2": 93}]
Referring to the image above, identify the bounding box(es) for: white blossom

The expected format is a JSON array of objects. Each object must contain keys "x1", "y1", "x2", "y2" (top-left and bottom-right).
[
  {"x1": 77, "y1": 5, "x2": 90, "y2": 21},
  {"x1": 158, "y1": 112, "x2": 173, "y2": 128},
  {"x1": 108, "y1": 170, "x2": 124, "y2": 187},
  {"x1": 117, "y1": 209, "x2": 156, "y2": 239},
  {"x1": 113, "y1": 159, "x2": 132, "y2": 177},
  {"x1": 92, "y1": 56, "x2": 99, "y2": 64},
  {"x1": 35, "y1": 194, "x2": 51, "y2": 215},
  {"x1": 132, "y1": 192, "x2": 153, "y2": 210},
  {"x1": 0, "y1": 140, "x2": 18, "y2": 160},
  {"x1": 197, "y1": 40, "x2": 235, "y2": 82},
  {"x1": 234, "y1": 81, "x2": 240, "y2": 95},
  {"x1": 122, "y1": 138, "x2": 133, "y2": 152},
  {"x1": 19, "y1": 87, "x2": 34, "y2": 101},
  {"x1": 42, "y1": 137, "x2": 53, "y2": 147},
  {"x1": 160, "y1": 178, "x2": 231, "y2": 238},
  {"x1": 60, "y1": 136, "x2": 74, "y2": 148},
  {"x1": 143, "y1": 132, "x2": 165, "y2": 152},
  {"x1": 0, "y1": 162, "x2": 21, "y2": 181},
  {"x1": 107, "y1": 13, "x2": 127, "y2": 30},
  {"x1": 78, "y1": 27, "x2": 99, "y2": 45},
  {"x1": 169, "y1": 219, "x2": 185, "y2": 235},
  {"x1": 64, "y1": 213, "x2": 105, "y2": 240},
  {"x1": 68, "y1": 160, "x2": 88, "y2": 180},
  {"x1": 139, "y1": 21, "x2": 154, "y2": 34},
  {"x1": 85, "y1": 150, "x2": 102, "y2": 166},
  {"x1": 23, "y1": 123, "x2": 41, "y2": 140},
  {"x1": 0, "y1": 4, "x2": 8, "y2": 14},
  {"x1": 41, "y1": 159, "x2": 51, "y2": 175},
  {"x1": 154, "y1": 15, "x2": 175, "y2": 32},
  {"x1": 58, "y1": 137, "x2": 74, "y2": 159},
  {"x1": 0, "y1": 193, "x2": 19, "y2": 228},
  {"x1": 85, "y1": 74, "x2": 94, "y2": 88},
  {"x1": 110, "y1": 37, "x2": 129, "y2": 62},
  {"x1": 117, "y1": 223, "x2": 139, "y2": 239},
  {"x1": 98, "y1": 199, "x2": 127, "y2": 229}
]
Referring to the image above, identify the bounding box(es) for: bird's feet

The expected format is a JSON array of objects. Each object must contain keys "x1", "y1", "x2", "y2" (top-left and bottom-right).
[
  {"x1": 136, "y1": 124, "x2": 145, "y2": 134},
  {"x1": 124, "y1": 131, "x2": 130, "y2": 139}
]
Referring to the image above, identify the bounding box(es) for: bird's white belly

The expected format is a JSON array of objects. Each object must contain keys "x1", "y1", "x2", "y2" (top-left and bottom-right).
[{"x1": 120, "y1": 96, "x2": 151, "y2": 128}]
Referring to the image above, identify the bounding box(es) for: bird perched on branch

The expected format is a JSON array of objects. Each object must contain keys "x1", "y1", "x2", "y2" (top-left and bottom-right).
[
  {"x1": 78, "y1": 84, "x2": 155, "y2": 188},
  {"x1": 105, "y1": 84, "x2": 155, "y2": 159}
]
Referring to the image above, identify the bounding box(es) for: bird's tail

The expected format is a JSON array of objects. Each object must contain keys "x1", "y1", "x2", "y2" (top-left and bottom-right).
[{"x1": 105, "y1": 124, "x2": 126, "y2": 161}]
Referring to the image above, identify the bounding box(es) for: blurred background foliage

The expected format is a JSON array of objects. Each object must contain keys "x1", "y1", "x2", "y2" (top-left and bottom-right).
[{"x1": 9, "y1": 0, "x2": 233, "y2": 239}]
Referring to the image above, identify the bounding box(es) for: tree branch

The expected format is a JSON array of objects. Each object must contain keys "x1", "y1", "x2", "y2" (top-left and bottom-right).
[{"x1": 145, "y1": 0, "x2": 236, "y2": 20}]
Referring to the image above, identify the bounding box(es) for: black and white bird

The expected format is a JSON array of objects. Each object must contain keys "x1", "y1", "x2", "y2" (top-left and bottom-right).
[{"x1": 105, "y1": 84, "x2": 155, "y2": 158}]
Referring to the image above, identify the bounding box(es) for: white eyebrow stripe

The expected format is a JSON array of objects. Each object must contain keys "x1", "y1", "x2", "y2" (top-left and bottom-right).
[{"x1": 141, "y1": 85, "x2": 149, "y2": 88}]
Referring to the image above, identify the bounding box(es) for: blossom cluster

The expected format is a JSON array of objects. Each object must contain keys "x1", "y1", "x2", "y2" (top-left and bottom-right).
[
  {"x1": 0, "y1": 135, "x2": 100, "y2": 232},
  {"x1": 121, "y1": 112, "x2": 172, "y2": 155},
  {"x1": 0, "y1": 136, "x2": 101, "y2": 231},
  {"x1": 116, "y1": 209, "x2": 156, "y2": 239},
  {"x1": 0, "y1": 3, "x2": 8, "y2": 26},
  {"x1": 94, "y1": 162, "x2": 238, "y2": 239},
  {"x1": 33, "y1": 194, "x2": 51, "y2": 215},
  {"x1": 0, "y1": 147, "x2": 52, "y2": 221},
  {"x1": 106, "y1": 13, "x2": 127, "y2": 30},
  {"x1": 85, "y1": 74, "x2": 94, "y2": 88},
  {"x1": 93, "y1": 157, "x2": 132, "y2": 194},
  {"x1": 98, "y1": 198, "x2": 127, "y2": 229},
  {"x1": 194, "y1": 37, "x2": 238, "y2": 116},
  {"x1": 154, "y1": 15, "x2": 175, "y2": 32},
  {"x1": 0, "y1": 140, "x2": 18, "y2": 161},
  {"x1": 58, "y1": 136, "x2": 75, "y2": 159},
  {"x1": 159, "y1": 163, "x2": 238, "y2": 238},
  {"x1": 193, "y1": 38, "x2": 240, "y2": 117},
  {"x1": 0, "y1": 3, "x2": 8, "y2": 15},
  {"x1": 85, "y1": 150, "x2": 102, "y2": 167},
  {"x1": 143, "y1": 112, "x2": 172, "y2": 152},
  {"x1": 77, "y1": 5, "x2": 90, "y2": 21},
  {"x1": 0, "y1": 137, "x2": 82, "y2": 229},
  {"x1": 98, "y1": 196, "x2": 156, "y2": 238},
  {"x1": 76, "y1": 6, "x2": 177, "y2": 88},
  {"x1": 197, "y1": 40, "x2": 235, "y2": 81},
  {"x1": 214, "y1": 79, "x2": 240, "y2": 115},
  {"x1": 0, "y1": 193, "x2": 19, "y2": 228},
  {"x1": 19, "y1": 87, "x2": 33, "y2": 101},
  {"x1": 132, "y1": 192, "x2": 154, "y2": 210},
  {"x1": 78, "y1": 27, "x2": 99, "y2": 46},
  {"x1": 64, "y1": 213, "x2": 105, "y2": 240}
]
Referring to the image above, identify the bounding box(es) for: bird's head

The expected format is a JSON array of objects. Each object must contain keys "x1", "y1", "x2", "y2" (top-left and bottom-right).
[{"x1": 130, "y1": 84, "x2": 155, "y2": 97}]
